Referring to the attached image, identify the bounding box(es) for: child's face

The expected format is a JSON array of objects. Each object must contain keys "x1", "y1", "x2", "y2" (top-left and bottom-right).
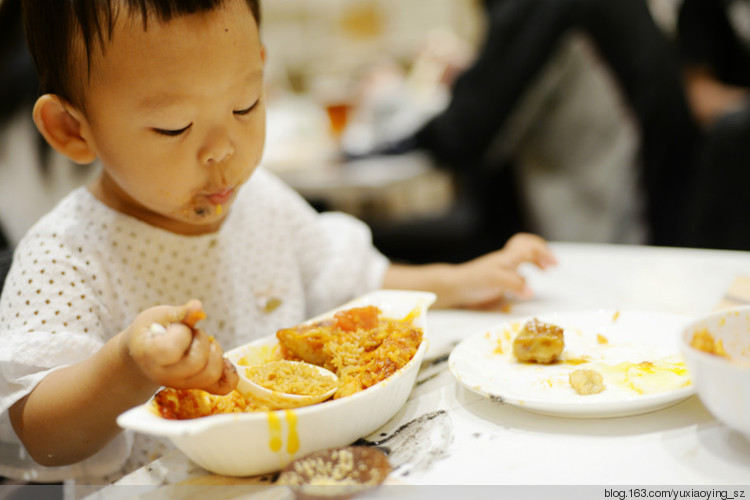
[{"x1": 79, "y1": 0, "x2": 265, "y2": 235}]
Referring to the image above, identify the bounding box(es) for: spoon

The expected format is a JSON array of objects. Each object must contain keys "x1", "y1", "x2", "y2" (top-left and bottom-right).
[
  {"x1": 233, "y1": 359, "x2": 339, "y2": 409},
  {"x1": 277, "y1": 445, "x2": 392, "y2": 500}
]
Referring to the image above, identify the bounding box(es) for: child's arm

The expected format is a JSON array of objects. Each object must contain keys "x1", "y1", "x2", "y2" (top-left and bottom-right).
[
  {"x1": 383, "y1": 233, "x2": 556, "y2": 309},
  {"x1": 8, "y1": 300, "x2": 237, "y2": 467}
]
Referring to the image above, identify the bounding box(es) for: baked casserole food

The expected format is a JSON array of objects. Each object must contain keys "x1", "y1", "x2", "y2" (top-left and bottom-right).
[{"x1": 153, "y1": 305, "x2": 423, "y2": 419}]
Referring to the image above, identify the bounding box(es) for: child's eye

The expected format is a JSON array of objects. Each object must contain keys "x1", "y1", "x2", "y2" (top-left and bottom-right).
[
  {"x1": 234, "y1": 100, "x2": 259, "y2": 116},
  {"x1": 153, "y1": 124, "x2": 192, "y2": 136}
]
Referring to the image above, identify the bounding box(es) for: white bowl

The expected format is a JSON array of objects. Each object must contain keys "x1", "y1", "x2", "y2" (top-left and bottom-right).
[
  {"x1": 117, "y1": 290, "x2": 436, "y2": 477},
  {"x1": 680, "y1": 307, "x2": 750, "y2": 438}
]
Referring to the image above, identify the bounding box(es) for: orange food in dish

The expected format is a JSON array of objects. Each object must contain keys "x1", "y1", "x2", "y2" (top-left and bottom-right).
[
  {"x1": 277, "y1": 305, "x2": 422, "y2": 398},
  {"x1": 690, "y1": 328, "x2": 729, "y2": 358},
  {"x1": 154, "y1": 387, "x2": 271, "y2": 419},
  {"x1": 243, "y1": 360, "x2": 338, "y2": 397},
  {"x1": 153, "y1": 306, "x2": 423, "y2": 419}
]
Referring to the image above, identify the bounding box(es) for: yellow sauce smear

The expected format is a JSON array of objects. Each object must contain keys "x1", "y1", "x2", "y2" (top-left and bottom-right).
[
  {"x1": 285, "y1": 410, "x2": 299, "y2": 454},
  {"x1": 594, "y1": 358, "x2": 690, "y2": 395},
  {"x1": 400, "y1": 307, "x2": 420, "y2": 324},
  {"x1": 268, "y1": 412, "x2": 282, "y2": 452}
]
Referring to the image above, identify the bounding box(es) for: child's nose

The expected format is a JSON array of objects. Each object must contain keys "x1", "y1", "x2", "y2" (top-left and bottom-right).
[{"x1": 198, "y1": 129, "x2": 234, "y2": 165}]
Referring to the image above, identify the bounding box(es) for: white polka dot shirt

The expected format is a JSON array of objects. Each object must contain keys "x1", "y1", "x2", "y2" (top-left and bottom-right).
[{"x1": 0, "y1": 167, "x2": 389, "y2": 486}]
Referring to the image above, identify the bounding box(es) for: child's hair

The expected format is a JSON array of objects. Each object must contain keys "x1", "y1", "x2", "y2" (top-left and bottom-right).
[{"x1": 21, "y1": 0, "x2": 261, "y2": 110}]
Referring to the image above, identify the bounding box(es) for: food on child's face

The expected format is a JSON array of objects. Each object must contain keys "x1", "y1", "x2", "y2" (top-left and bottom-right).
[
  {"x1": 243, "y1": 360, "x2": 338, "y2": 397},
  {"x1": 569, "y1": 368, "x2": 606, "y2": 395},
  {"x1": 689, "y1": 328, "x2": 729, "y2": 358},
  {"x1": 153, "y1": 306, "x2": 423, "y2": 419},
  {"x1": 512, "y1": 318, "x2": 565, "y2": 364}
]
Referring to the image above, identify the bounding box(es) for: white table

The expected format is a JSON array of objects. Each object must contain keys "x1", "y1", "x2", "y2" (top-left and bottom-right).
[{"x1": 89, "y1": 242, "x2": 750, "y2": 499}]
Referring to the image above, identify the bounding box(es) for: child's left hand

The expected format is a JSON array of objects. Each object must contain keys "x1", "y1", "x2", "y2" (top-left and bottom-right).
[{"x1": 442, "y1": 233, "x2": 556, "y2": 309}]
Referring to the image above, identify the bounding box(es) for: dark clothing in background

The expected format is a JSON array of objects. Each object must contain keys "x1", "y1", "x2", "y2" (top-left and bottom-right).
[
  {"x1": 413, "y1": 0, "x2": 699, "y2": 248},
  {"x1": 678, "y1": 0, "x2": 750, "y2": 86},
  {"x1": 0, "y1": 0, "x2": 38, "y2": 129},
  {"x1": 678, "y1": 0, "x2": 750, "y2": 250}
]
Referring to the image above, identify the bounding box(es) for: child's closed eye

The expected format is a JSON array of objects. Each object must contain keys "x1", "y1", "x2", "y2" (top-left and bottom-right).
[
  {"x1": 153, "y1": 124, "x2": 192, "y2": 137},
  {"x1": 233, "y1": 100, "x2": 260, "y2": 116}
]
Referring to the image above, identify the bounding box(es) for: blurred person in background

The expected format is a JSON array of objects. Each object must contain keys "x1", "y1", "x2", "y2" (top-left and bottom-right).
[
  {"x1": 677, "y1": 0, "x2": 750, "y2": 250},
  {"x1": 0, "y1": 0, "x2": 98, "y2": 254},
  {"x1": 347, "y1": 0, "x2": 699, "y2": 255},
  {"x1": 0, "y1": 0, "x2": 97, "y2": 295}
]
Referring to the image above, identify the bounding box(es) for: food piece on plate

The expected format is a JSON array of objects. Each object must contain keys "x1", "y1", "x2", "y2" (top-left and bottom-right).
[
  {"x1": 512, "y1": 318, "x2": 565, "y2": 364},
  {"x1": 569, "y1": 369, "x2": 606, "y2": 395},
  {"x1": 689, "y1": 328, "x2": 729, "y2": 358}
]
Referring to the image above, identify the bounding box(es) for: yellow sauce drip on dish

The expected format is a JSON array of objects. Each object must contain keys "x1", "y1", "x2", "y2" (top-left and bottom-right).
[
  {"x1": 285, "y1": 410, "x2": 300, "y2": 454},
  {"x1": 268, "y1": 412, "x2": 282, "y2": 452}
]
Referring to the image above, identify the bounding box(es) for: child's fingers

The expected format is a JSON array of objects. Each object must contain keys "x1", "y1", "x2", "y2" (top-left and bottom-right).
[
  {"x1": 178, "y1": 345, "x2": 222, "y2": 387},
  {"x1": 160, "y1": 328, "x2": 214, "y2": 377},
  {"x1": 457, "y1": 267, "x2": 527, "y2": 307},
  {"x1": 182, "y1": 303, "x2": 206, "y2": 328},
  {"x1": 202, "y1": 359, "x2": 239, "y2": 396},
  {"x1": 503, "y1": 234, "x2": 557, "y2": 269},
  {"x1": 493, "y1": 267, "x2": 529, "y2": 296},
  {"x1": 134, "y1": 321, "x2": 193, "y2": 366},
  {"x1": 176, "y1": 342, "x2": 235, "y2": 394}
]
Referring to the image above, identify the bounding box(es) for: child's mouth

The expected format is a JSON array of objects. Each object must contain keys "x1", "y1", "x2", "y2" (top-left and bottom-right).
[{"x1": 206, "y1": 188, "x2": 234, "y2": 205}]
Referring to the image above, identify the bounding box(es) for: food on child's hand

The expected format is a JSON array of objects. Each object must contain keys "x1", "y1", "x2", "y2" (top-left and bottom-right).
[
  {"x1": 512, "y1": 318, "x2": 565, "y2": 363},
  {"x1": 183, "y1": 309, "x2": 207, "y2": 328},
  {"x1": 569, "y1": 368, "x2": 606, "y2": 395}
]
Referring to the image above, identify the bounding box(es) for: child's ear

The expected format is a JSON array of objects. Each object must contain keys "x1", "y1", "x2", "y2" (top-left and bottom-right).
[{"x1": 32, "y1": 94, "x2": 97, "y2": 165}]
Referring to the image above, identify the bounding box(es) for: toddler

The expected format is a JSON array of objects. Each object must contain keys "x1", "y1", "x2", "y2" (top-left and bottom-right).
[{"x1": 0, "y1": 0, "x2": 555, "y2": 493}]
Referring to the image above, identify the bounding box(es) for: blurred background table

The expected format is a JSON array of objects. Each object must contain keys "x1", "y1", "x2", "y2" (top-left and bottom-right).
[{"x1": 88, "y1": 242, "x2": 750, "y2": 499}]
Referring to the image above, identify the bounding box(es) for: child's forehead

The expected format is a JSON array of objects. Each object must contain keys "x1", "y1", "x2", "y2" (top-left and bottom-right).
[
  {"x1": 86, "y1": 0, "x2": 257, "y2": 53},
  {"x1": 86, "y1": 0, "x2": 259, "y2": 64},
  {"x1": 81, "y1": 0, "x2": 263, "y2": 108}
]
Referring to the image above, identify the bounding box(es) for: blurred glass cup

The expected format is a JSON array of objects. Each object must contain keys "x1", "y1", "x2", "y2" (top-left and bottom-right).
[{"x1": 310, "y1": 74, "x2": 355, "y2": 143}]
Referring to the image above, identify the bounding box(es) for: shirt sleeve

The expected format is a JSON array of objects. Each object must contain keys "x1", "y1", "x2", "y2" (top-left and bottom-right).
[
  {"x1": 302, "y1": 211, "x2": 390, "y2": 316},
  {"x1": 255, "y1": 169, "x2": 390, "y2": 317},
  {"x1": 0, "y1": 223, "x2": 131, "y2": 481}
]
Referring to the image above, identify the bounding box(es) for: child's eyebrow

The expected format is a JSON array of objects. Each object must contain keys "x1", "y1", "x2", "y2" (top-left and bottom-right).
[{"x1": 136, "y1": 70, "x2": 264, "y2": 112}]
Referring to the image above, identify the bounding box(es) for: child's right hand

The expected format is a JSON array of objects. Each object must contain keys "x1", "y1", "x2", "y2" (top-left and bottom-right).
[{"x1": 123, "y1": 300, "x2": 238, "y2": 395}]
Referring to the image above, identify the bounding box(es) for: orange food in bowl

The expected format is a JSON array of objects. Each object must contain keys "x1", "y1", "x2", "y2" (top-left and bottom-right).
[
  {"x1": 153, "y1": 306, "x2": 423, "y2": 419},
  {"x1": 689, "y1": 328, "x2": 729, "y2": 359}
]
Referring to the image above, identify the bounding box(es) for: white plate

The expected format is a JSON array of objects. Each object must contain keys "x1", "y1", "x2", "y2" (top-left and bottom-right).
[
  {"x1": 117, "y1": 290, "x2": 436, "y2": 476},
  {"x1": 449, "y1": 310, "x2": 696, "y2": 418}
]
